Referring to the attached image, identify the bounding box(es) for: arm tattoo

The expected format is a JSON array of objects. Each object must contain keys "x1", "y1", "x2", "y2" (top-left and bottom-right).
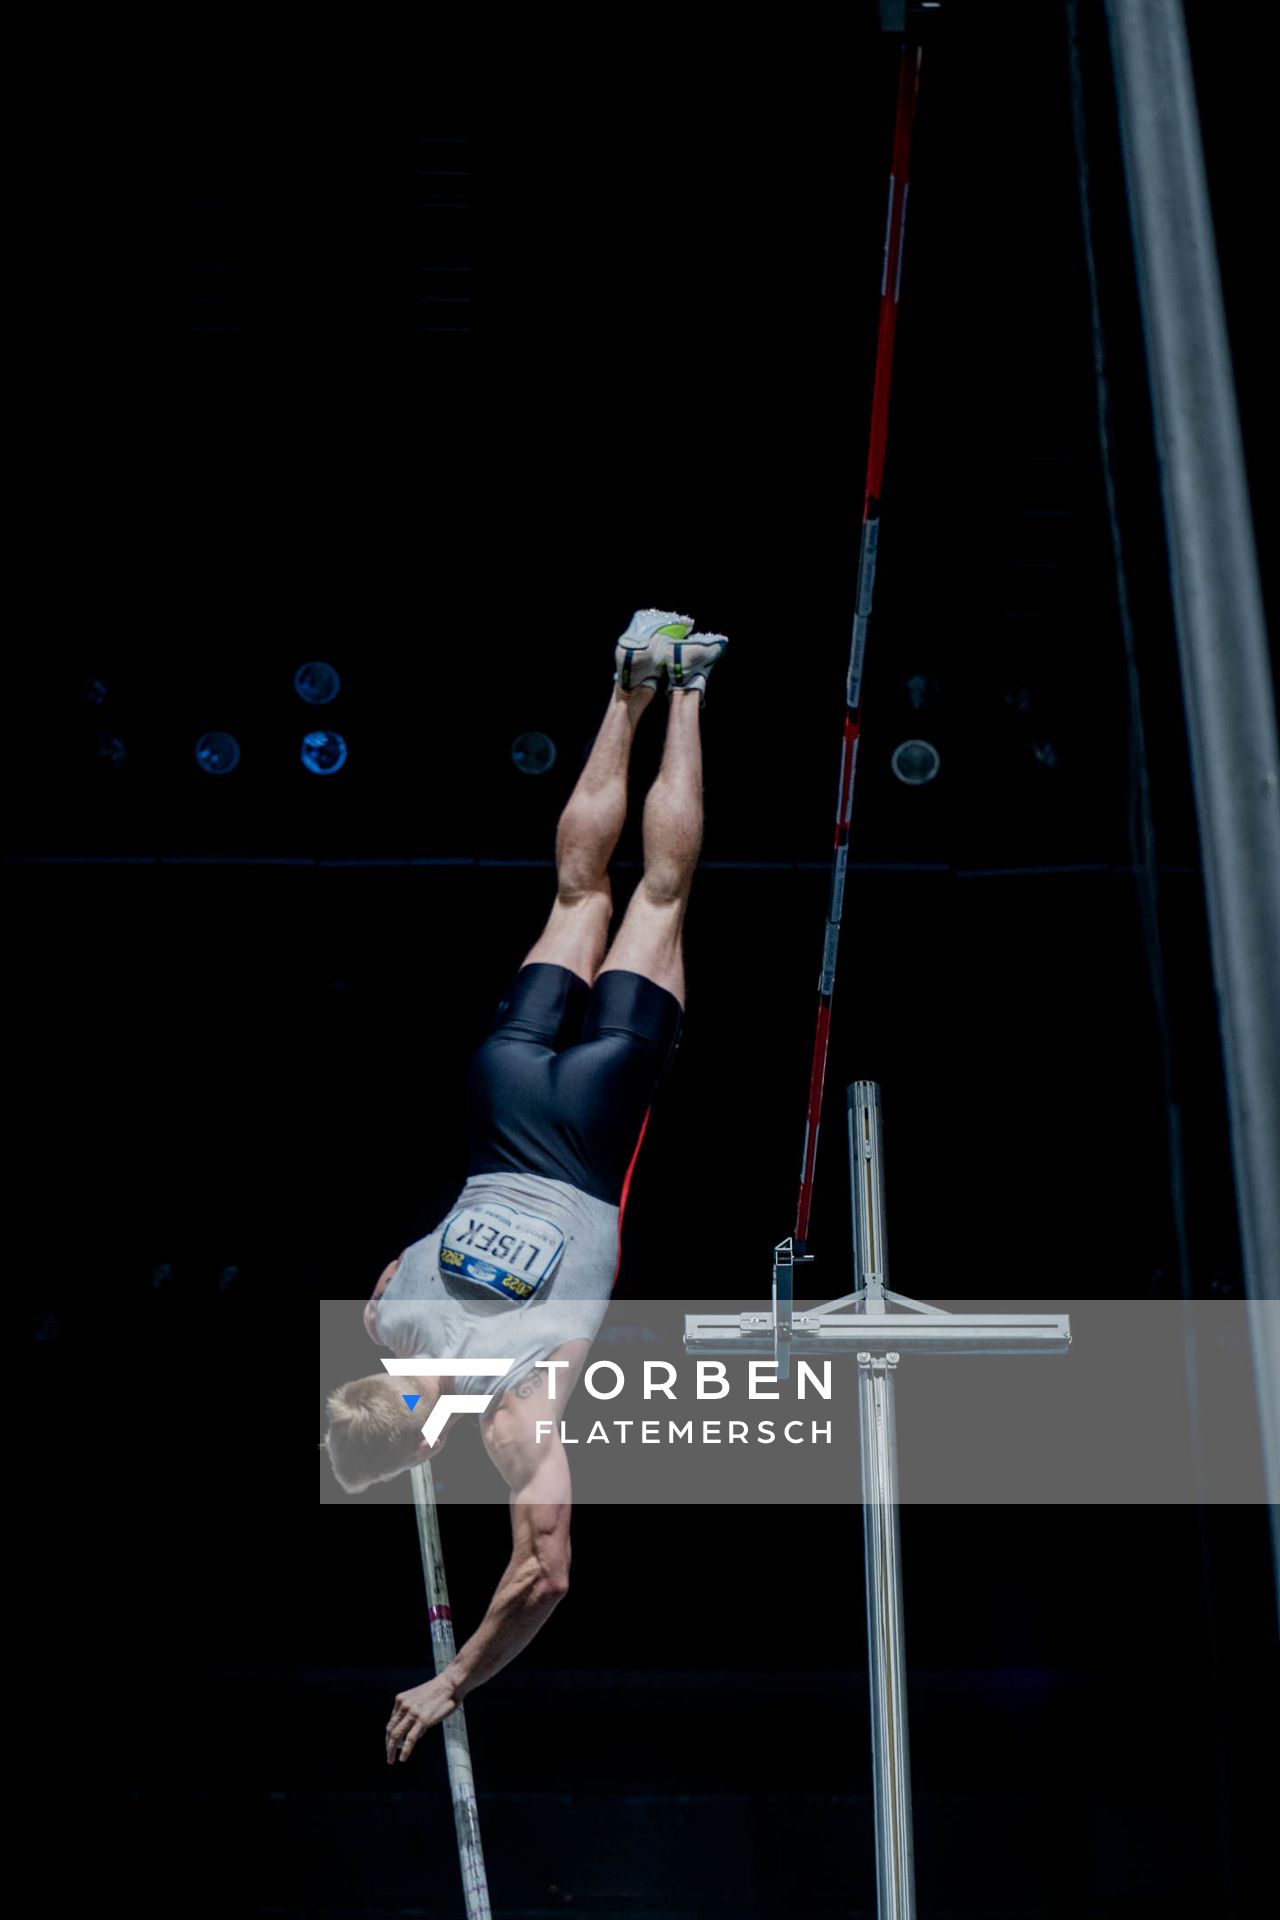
[{"x1": 513, "y1": 1366, "x2": 548, "y2": 1400}]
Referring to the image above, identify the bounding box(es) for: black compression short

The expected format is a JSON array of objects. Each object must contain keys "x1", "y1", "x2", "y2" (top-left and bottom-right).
[{"x1": 463, "y1": 962, "x2": 684, "y2": 1207}]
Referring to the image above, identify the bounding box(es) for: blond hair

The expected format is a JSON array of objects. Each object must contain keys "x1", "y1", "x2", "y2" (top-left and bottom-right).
[{"x1": 323, "y1": 1373, "x2": 425, "y2": 1494}]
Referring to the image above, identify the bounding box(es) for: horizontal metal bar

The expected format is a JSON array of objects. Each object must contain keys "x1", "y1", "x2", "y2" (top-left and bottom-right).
[{"x1": 685, "y1": 1312, "x2": 1071, "y2": 1357}]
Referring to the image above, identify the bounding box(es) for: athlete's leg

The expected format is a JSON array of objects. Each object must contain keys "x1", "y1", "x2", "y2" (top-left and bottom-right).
[
  {"x1": 518, "y1": 681, "x2": 657, "y2": 985},
  {"x1": 594, "y1": 689, "x2": 703, "y2": 1007}
]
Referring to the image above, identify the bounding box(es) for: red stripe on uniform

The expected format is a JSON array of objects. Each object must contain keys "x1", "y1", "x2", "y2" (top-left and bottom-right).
[{"x1": 612, "y1": 1106, "x2": 652, "y2": 1288}]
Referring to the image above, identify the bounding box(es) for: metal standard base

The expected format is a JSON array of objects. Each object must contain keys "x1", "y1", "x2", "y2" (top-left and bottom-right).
[{"x1": 684, "y1": 1082, "x2": 1071, "y2": 1919}]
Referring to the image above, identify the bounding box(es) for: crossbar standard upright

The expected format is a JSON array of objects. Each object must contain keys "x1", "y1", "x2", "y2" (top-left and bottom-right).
[
  {"x1": 686, "y1": 1082, "x2": 1070, "y2": 1919},
  {"x1": 410, "y1": 1461, "x2": 492, "y2": 1920}
]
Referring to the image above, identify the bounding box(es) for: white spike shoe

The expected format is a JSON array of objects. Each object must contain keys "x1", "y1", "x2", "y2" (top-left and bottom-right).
[
  {"x1": 664, "y1": 630, "x2": 729, "y2": 706},
  {"x1": 614, "y1": 608, "x2": 696, "y2": 694}
]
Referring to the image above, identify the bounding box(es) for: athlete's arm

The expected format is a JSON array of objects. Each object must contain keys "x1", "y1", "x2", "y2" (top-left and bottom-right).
[
  {"x1": 450, "y1": 1413, "x2": 573, "y2": 1694},
  {"x1": 384, "y1": 1367, "x2": 576, "y2": 1763},
  {"x1": 363, "y1": 1254, "x2": 402, "y2": 1343}
]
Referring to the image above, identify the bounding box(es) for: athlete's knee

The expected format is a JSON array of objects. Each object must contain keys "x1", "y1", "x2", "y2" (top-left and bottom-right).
[
  {"x1": 637, "y1": 866, "x2": 690, "y2": 912},
  {"x1": 554, "y1": 872, "x2": 613, "y2": 915}
]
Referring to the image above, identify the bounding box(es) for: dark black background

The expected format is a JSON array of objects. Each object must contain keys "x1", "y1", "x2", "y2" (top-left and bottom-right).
[{"x1": 11, "y1": 3, "x2": 1277, "y2": 1914}]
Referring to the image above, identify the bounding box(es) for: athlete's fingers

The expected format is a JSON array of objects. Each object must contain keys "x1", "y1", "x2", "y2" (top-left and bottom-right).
[
  {"x1": 386, "y1": 1703, "x2": 410, "y2": 1762},
  {"x1": 398, "y1": 1719, "x2": 423, "y2": 1763}
]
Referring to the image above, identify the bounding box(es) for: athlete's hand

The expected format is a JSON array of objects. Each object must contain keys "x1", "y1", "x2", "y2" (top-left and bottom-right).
[{"x1": 385, "y1": 1674, "x2": 458, "y2": 1763}]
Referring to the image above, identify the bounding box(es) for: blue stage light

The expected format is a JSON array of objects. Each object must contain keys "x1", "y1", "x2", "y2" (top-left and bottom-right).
[
  {"x1": 890, "y1": 739, "x2": 940, "y2": 786},
  {"x1": 195, "y1": 731, "x2": 241, "y2": 774},
  {"x1": 294, "y1": 661, "x2": 341, "y2": 705},
  {"x1": 512, "y1": 730, "x2": 557, "y2": 775},
  {"x1": 82, "y1": 677, "x2": 108, "y2": 706},
  {"x1": 97, "y1": 732, "x2": 128, "y2": 766},
  {"x1": 302, "y1": 729, "x2": 348, "y2": 775}
]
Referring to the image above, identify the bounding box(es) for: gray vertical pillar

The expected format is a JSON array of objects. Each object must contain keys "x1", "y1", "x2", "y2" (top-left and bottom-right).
[
  {"x1": 851, "y1": 1083, "x2": 916, "y2": 1917},
  {"x1": 1106, "y1": 0, "x2": 1280, "y2": 1615},
  {"x1": 860, "y1": 1356, "x2": 916, "y2": 1919}
]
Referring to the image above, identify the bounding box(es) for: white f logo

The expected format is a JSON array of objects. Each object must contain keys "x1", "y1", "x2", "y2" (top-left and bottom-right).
[{"x1": 381, "y1": 1357, "x2": 514, "y2": 1445}]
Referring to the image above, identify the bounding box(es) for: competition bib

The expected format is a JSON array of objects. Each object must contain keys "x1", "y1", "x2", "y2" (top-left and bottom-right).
[{"x1": 438, "y1": 1201, "x2": 566, "y2": 1305}]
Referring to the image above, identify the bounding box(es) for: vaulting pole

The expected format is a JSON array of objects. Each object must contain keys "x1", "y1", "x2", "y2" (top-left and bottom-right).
[
  {"x1": 411, "y1": 1462, "x2": 492, "y2": 1920},
  {"x1": 794, "y1": 42, "x2": 922, "y2": 1252}
]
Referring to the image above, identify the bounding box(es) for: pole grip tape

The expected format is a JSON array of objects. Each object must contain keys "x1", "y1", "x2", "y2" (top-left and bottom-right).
[
  {"x1": 819, "y1": 920, "x2": 841, "y2": 1000},
  {"x1": 848, "y1": 515, "x2": 880, "y2": 710},
  {"x1": 827, "y1": 840, "x2": 849, "y2": 934}
]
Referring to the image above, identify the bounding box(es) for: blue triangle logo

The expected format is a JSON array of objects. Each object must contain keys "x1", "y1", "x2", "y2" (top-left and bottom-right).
[{"x1": 402, "y1": 1393, "x2": 421, "y2": 1411}]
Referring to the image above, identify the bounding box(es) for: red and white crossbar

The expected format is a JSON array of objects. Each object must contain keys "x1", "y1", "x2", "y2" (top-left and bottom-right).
[{"x1": 794, "y1": 43, "x2": 923, "y2": 1253}]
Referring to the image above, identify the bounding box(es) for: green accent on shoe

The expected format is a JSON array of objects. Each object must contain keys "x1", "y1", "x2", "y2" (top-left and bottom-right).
[{"x1": 655, "y1": 621, "x2": 694, "y2": 640}]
